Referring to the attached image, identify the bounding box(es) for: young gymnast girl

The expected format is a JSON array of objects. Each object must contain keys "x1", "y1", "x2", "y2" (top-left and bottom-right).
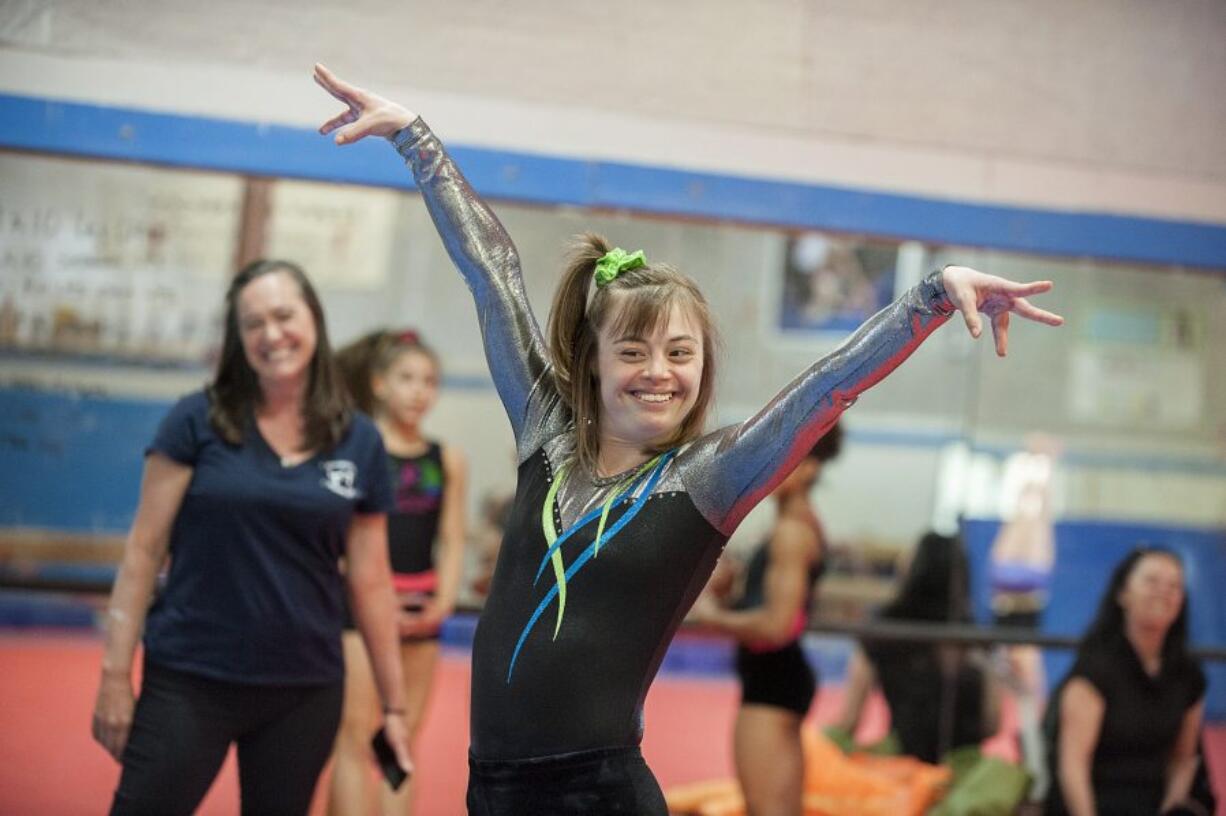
[
  {"x1": 313, "y1": 63, "x2": 1063, "y2": 814},
  {"x1": 329, "y1": 329, "x2": 467, "y2": 815}
]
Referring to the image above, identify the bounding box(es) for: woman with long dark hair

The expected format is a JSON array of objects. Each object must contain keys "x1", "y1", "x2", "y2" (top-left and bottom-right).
[
  {"x1": 834, "y1": 531, "x2": 1001, "y2": 762},
  {"x1": 91, "y1": 260, "x2": 412, "y2": 815},
  {"x1": 312, "y1": 64, "x2": 1061, "y2": 814},
  {"x1": 1046, "y1": 547, "x2": 1207, "y2": 815}
]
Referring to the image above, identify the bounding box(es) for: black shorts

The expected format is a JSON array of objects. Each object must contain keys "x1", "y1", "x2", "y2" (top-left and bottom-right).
[
  {"x1": 735, "y1": 641, "x2": 817, "y2": 716},
  {"x1": 466, "y1": 746, "x2": 666, "y2": 815}
]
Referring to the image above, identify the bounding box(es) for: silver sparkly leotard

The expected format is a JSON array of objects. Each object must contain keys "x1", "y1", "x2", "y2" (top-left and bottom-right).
[{"x1": 392, "y1": 119, "x2": 954, "y2": 760}]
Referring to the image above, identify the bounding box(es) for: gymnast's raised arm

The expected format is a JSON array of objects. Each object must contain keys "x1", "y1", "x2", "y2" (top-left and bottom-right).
[
  {"x1": 314, "y1": 64, "x2": 563, "y2": 458},
  {"x1": 684, "y1": 266, "x2": 1062, "y2": 535}
]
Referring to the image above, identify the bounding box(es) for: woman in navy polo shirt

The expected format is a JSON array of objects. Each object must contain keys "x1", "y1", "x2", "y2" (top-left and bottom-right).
[{"x1": 91, "y1": 260, "x2": 413, "y2": 815}]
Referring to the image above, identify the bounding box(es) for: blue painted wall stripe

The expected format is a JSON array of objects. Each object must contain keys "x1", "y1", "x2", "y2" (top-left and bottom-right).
[{"x1": 2, "y1": 93, "x2": 1225, "y2": 271}]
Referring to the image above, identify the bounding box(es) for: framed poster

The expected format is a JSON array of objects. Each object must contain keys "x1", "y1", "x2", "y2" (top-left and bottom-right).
[
  {"x1": 0, "y1": 151, "x2": 243, "y2": 365},
  {"x1": 776, "y1": 231, "x2": 904, "y2": 335}
]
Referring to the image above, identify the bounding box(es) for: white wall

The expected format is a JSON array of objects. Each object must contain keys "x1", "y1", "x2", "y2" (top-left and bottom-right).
[{"x1": 2, "y1": 0, "x2": 1225, "y2": 221}]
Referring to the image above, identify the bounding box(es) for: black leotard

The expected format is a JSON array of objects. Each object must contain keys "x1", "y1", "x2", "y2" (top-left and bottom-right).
[
  {"x1": 391, "y1": 118, "x2": 954, "y2": 761},
  {"x1": 387, "y1": 442, "x2": 444, "y2": 580}
]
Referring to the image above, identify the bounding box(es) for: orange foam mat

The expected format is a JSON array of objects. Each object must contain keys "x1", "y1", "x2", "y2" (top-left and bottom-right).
[{"x1": 2, "y1": 631, "x2": 1223, "y2": 815}]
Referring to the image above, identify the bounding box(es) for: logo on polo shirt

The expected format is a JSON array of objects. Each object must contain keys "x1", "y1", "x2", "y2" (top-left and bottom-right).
[{"x1": 321, "y1": 460, "x2": 359, "y2": 499}]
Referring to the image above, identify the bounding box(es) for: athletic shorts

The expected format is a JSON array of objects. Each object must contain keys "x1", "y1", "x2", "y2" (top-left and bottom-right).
[{"x1": 735, "y1": 640, "x2": 817, "y2": 716}]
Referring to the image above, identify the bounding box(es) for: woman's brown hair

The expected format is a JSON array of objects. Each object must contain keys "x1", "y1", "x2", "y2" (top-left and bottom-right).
[
  {"x1": 206, "y1": 259, "x2": 351, "y2": 453},
  {"x1": 547, "y1": 233, "x2": 718, "y2": 474}
]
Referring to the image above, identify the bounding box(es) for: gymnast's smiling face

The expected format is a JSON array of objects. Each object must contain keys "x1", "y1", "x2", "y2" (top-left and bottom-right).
[{"x1": 595, "y1": 298, "x2": 705, "y2": 451}]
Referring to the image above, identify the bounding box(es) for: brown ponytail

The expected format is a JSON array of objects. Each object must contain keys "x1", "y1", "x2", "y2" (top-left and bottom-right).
[{"x1": 334, "y1": 330, "x2": 388, "y2": 415}]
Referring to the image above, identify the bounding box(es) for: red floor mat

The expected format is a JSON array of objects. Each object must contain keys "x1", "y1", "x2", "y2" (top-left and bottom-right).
[{"x1": 2, "y1": 631, "x2": 1222, "y2": 815}]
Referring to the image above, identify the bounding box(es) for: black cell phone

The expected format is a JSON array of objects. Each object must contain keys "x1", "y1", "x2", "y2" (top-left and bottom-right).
[{"x1": 370, "y1": 727, "x2": 408, "y2": 791}]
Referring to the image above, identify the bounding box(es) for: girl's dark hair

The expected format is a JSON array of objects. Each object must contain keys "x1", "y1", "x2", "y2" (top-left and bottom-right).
[
  {"x1": 807, "y1": 421, "x2": 843, "y2": 463},
  {"x1": 1078, "y1": 546, "x2": 1189, "y2": 663},
  {"x1": 206, "y1": 259, "x2": 350, "y2": 452},
  {"x1": 334, "y1": 328, "x2": 439, "y2": 415},
  {"x1": 547, "y1": 232, "x2": 719, "y2": 474},
  {"x1": 881, "y1": 531, "x2": 973, "y2": 624}
]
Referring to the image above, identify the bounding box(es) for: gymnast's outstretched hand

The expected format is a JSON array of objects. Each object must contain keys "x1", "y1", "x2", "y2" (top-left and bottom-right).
[
  {"x1": 941, "y1": 266, "x2": 1064, "y2": 356},
  {"x1": 313, "y1": 63, "x2": 416, "y2": 145}
]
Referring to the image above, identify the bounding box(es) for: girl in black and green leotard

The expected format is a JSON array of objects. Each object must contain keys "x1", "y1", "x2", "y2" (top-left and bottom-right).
[{"x1": 313, "y1": 63, "x2": 1063, "y2": 815}]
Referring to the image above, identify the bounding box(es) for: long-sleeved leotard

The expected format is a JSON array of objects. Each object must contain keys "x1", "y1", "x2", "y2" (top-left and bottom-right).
[{"x1": 392, "y1": 119, "x2": 954, "y2": 760}]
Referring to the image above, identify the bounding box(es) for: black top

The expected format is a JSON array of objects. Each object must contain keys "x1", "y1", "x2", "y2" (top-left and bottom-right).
[
  {"x1": 386, "y1": 441, "x2": 445, "y2": 577},
  {"x1": 143, "y1": 391, "x2": 394, "y2": 685},
  {"x1": 1045, "y1": 634, "x2": 1206, "y2": 815},
  {"x1": 864, "y1": 633, "x2": 989, "y2": 763},
  {"x1": 470, "y1": 448, "x2": 726, "y2": 758},
  {"x1": 733, "y1": 534, "x2": 824, "y2": 653}
]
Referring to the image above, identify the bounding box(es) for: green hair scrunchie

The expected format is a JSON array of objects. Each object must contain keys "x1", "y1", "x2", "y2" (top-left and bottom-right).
[{"x1": 593, "y1": 248, "x2": 647, "y2": 288}]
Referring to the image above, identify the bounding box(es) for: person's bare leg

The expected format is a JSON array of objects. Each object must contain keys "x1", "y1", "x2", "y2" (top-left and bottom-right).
[
  {"x1": 379, "y1": 639, "x2": 441, "y2": 816},
  {"x1": 734, "y1": 705, "x2": 805, "y2": 816},
  {"x1": 1010, "y1": 645, "x2": 1049, "y2": 800},
  {"x1": 328, "y1": 631, "x2": 379, "y2": 816}
]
